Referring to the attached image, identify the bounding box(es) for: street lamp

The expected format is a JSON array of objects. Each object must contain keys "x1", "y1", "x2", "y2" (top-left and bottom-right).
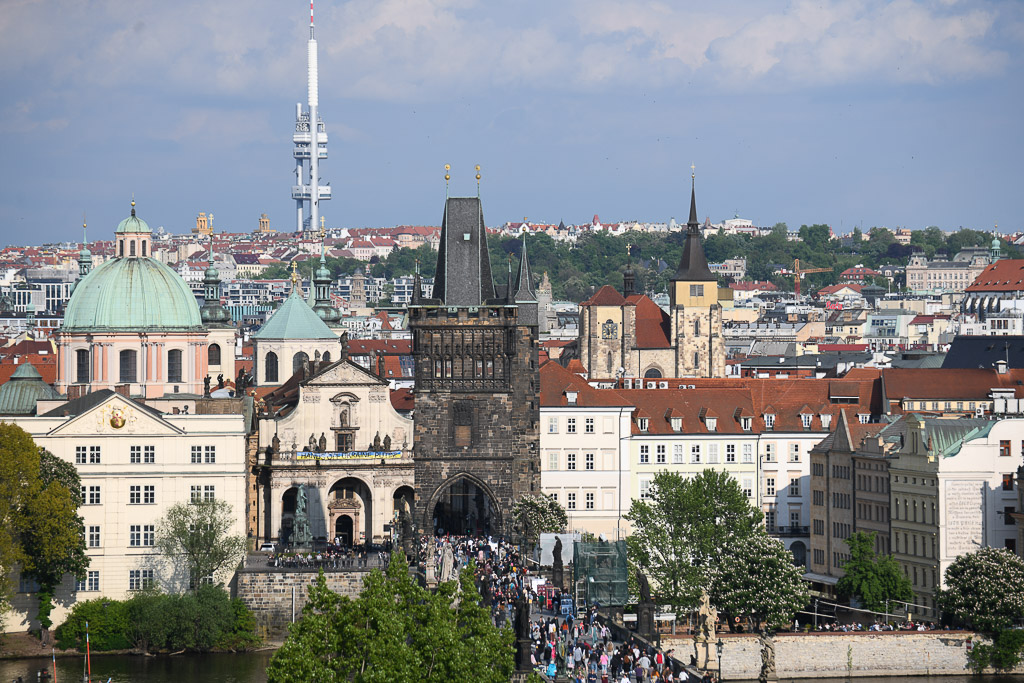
[{"x1": 715, "y1": 638, "x2": 724, "y2": 680}]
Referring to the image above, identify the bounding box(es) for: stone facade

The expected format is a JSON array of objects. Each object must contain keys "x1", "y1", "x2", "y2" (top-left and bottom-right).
[{"x1": 236, "y1": 568, "x2": 370, "y2": 634}]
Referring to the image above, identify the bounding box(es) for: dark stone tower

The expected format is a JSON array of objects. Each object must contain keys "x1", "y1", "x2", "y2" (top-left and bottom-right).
[{"x1": 409, "y1": 197, "x2": 540, "y2": 536}]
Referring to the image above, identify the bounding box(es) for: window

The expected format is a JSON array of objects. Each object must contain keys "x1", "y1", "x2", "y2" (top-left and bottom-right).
[
  {"x1": 167, "y1": 349, "x2": 182, "y2": 383},
  {"x1": 76, "y1": 349, "x2": 90, "y2": 383},
  {"x1": 690, "y1": 444, "x2": 701, "y2": 464},
  {"x1": 790, "y1": 511, "x2": 800, "y2": 527},
  {"x1": 707, "y1": 443, "x2": 719, "y2": 464},
  {"x1": 130, "y1": 486, "x2": 141, "y2": 504},
  {"x1": 87, "y1": 526, "x2": 100, "y2": 548},
  {"x1": 1005, "y1": 506, "x2": 1016, "y2": 525},
  {"x1": 820, "y1": 414, "x2": 832, "y2": 429},
  {"x1": 671, "y1": 417, "x2": 682, "y2": 432},
  {"x1": 814, "y1": 549, "x2": 825, "y2": 565},
  {"x1": 144, "y1": 445, "x2": 155, "y2": 463},
  {"x1": 204, "y1": 485, "x2": 215, "y2": 501},
  {"x1": 694, "y1": 319, "x2": 701, "y2": 336},
  {"x1": 813, "y1": 519, "x2": 824, "y2": 535},
  {"x1": 585, "y1": 418, "x2": 594, "y2": 434},
  {"x1": 130, "y1": 446, "x2": 141, "y2": 464},
  {"x1": 639, "y1": 479, "x2": 652, "y2": 500},
  {"x1": 129, "y1": 569, "x2": 155, "y2": 591},
  {"x1": 673, "y1": 444, "x2": 685, "y2": 464},
  {"x1": 76, "y1": 446, "x2": 87, "y2": 464},
  {"x1": 567, "y1": 418, "x2": 577, "y2": 434},
  {"x1": 1003, "y1": 474, "x2": 1015, "y2": 491},
  {"x1": 292, "y1": 351, "x2": 308, "y2": 375},
  {"x1": 638, "y1": 418, "x2": 649, "y2": 432},
  {"x1": 656, "y1": 445, "x2": 666, "y2": 464},
  {"x1": 585, "y1": 492, "x2": 595, "y2": 510},
  {"x1": 689, "y1": 284, "x2": 704, "y2": 297},
  {"x1": 726, "y1": 444, "x2": 736, "y2": 463},
  {"x1": 87, "y1": 486, "x2": 101, "y2": 505},
  {"x1": 765, "y1": 510, "x2": 776, "y2": 531},
  {"x1": 208, "y1": 343, "x2": 221, "y2": 366},
  {"x1": 741, "y1": 417, "x2": 752, "y2": 431},
  {"x1": 705, "y1": 417, "x2": 717, "y2": 432},
  {"x1": 191, "y1": 485, "x2": 202, "y2": 502},
  {"x1": 790, "y1": 478, "x2": 800, "y2": 496},
  {"x1": 813, "y1": 490, "x2": 824, "y2": 506},
  {"x1": 204, "y1": 446, "x2": 216, "y2": 464},
  {"x1": 789, "y1": 444, "x2": 800, "y2": 462},
  {"x1": 639, "y1": 445, "x2": 649, "y2": 464},
  {"x1": 130, "y1": 525, "x2": 141, "y2": 546},
  {"x1": 764, "y1": 414, "x2": 775, "y2": 429},
  {"x1": 765, "y1": 478, "x2": 776, "y2": 496},
  {"x1": 119, "y1": 349, "x2": 137, "y2": 383},
  {"x1": 567, "y1": 492, "x2": 577, "y2": 510},
  {"x1": 742, "y1": 478, "x2": 752, "y2": 497},
  {"x1": 567, "y1": 453, "x2": 577, "y2": 470},
  {"x1": 585, "y1": 453, "x2": 595, "y2": 470},
  {"x1": 742, "y1": 443, "x2": 753, "y2": 463},
  {"x1": 144, "y1": 485, "x2": 155, "y2": 504},
  {"x1": 858, "y1": 414, "x2": 869, "y2": 424},
  {"x1": 764, "y1": 443, "x2": 775, "y2": 462},
  {"x1": 547, "y1": 417, "x2": 558, "y2": 434},
  {"x1": 547, "y1": 452, "x2": 559, "y2": 470},
  {"x1": 1000, "y1": 440, "x2": 1011, "y2": 457},
  {"x1": 89, "y1": 446, "x2": 100, "y2": 464},
  {"x1": 76, "y1": 571, "x2": 99, "y2": 592},
  {"x1": 801, "y1": 413, "x2": 813, "y2": 428},
  {"x1": 191, "y1": 445, "x2": 202, "y2": 464},
  {"x1": 265, "y1": 351, "x2": 278, "y2": 383}
]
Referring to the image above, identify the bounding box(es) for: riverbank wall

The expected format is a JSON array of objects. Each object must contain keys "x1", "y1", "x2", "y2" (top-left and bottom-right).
[
  {"x1": 235, "y1": 567, "x2": 370, "y2": 635},
  {"x1": 659, "y1": 631, "x2": 1024, "y2": 679}
]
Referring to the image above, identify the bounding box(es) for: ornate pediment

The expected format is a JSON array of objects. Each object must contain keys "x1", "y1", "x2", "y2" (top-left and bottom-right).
[
  {"x1": 47, "y1": 396, "x2": 183, "y2": 437},
  {"x1": 328, "y1": 498, "x2": 362, "y2": 510},
  {"x1": 309, "y1": 360, "x2": 384, "y2": 387}
]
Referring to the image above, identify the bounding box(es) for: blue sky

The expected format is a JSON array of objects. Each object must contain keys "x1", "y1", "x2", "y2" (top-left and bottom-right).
[{"x1": 1, "y1": 0, "x2": 1022, "y2": 245}]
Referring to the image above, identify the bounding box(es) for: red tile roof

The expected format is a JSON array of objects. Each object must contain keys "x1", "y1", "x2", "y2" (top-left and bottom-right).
[
  {"x1": 390, "y1": 387, "x2": 414, "y2": 412},
  {"x1": 580, "y1": 285, "x2": 627, "y2": 307},
  {"x1": 880, "y1": 368, "x2": 1024, "y2": 402},
  {"x1": 347, "y1": 339, "x2": 412, "y2": 355},
  {"x1": 629, "y1": 295, "x2": 671, "y2": 348},
  {"x1": 965, "y1": 260, "x2": 1024, "y2": 292},
  {"x1": 539, "y1": 361, "x2": 630, "y2": 407},
  {"x1": 817, "y1": 283, "x2": 863, "y2": 296}
]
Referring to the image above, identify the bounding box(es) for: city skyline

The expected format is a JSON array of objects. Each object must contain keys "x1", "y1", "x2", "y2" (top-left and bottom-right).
[{"x1": 1, "y1": 0, "x2": 1022, "y2": 245}]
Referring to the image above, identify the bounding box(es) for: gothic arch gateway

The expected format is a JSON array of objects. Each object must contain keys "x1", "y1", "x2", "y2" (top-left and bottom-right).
[{"x1": 424, "y1": 472, "x2": 504, "y2": 537}]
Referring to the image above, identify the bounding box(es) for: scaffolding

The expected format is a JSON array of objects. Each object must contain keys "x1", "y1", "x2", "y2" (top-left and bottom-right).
[{"x1": 573, "y1": 540, "x2": 629, "y2": 608}]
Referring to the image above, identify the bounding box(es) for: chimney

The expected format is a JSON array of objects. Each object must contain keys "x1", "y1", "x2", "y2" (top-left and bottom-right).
[
  {"x1": 997, "y1": 360, "x2": 1008, "y2": 374},
  {"x1": 115, "y1": 384, "x2": 131, "y2": 397}
]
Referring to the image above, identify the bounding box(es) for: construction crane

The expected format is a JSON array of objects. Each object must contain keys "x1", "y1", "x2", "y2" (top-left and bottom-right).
[{"x1": 792, "y1": 259, "x2": 831, "y2": 297}]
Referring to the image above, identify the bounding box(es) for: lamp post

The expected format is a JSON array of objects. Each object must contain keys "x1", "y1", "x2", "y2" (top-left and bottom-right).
[{"x1": 716, "y1": 638, "x2": 724, "y2": 680}]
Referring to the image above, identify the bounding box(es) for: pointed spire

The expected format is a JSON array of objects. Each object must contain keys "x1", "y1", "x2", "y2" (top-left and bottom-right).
[
  {"x1": 514, "y1": 232, "x2": 535, "y2": 300},
  {"x1": 671, "y1": 169, "x2": 715, "y2": 282},
  {"x1": 506, "y1": 253, "x2": 514, "y2": 304},
  {"x1": 832, "y1": 408, "x2": 854, "y2": 452},
  {"x1": 687, "y1": 166, "x2": 698, "y2": 232},
  {"x1": 623, "y1": 243, "x2": 635, "y2": 297},
  {"x1": 130, "y1": 194, "x2": 136, "y2": 217}
]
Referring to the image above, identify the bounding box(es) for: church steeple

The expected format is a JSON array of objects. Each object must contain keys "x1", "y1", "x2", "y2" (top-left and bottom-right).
[
  {"x1": 513, "y1": 232, "x2": 535, "y2": 300},
  {"x1": 671, "y1": 170, "x2": 715, "y2": 282},
  {"x1": 428, "y1": 196, "x2": 496, "y2": 306},
  {"x1": 200, "y1": 231, "x2": 231, "y2": 326}
]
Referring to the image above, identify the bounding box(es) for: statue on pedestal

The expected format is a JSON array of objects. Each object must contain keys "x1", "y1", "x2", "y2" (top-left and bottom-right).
[
  {"x1": 759, "y1": 632, "x2": 777, "y2": 683},
  {"x1": 440, "y1": 544, "x2": 455, "y2": 583},
  {"x1": 636, "y1": 570, "x2": 656, "y2": 639},
  {"x1": 425, "y1": 544, "x2": 437, "y2": 588},
  {"x1": 292, "y1": 485, "x2": 312, "y2": 548},
  {"x1": 552, "y1": 536, "x2": 564, "y2": 590},
  {"x1": 513, "y1": 593, "x2": 532, "y2": 673},
  {"x1": 694, "y1": 588, "x2": 719, "y2": 670}
]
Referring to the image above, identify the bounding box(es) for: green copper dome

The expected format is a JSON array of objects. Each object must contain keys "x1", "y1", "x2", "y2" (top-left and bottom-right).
[
  {"x1": 62, "y1": 257, "x2": 202, "y2": 331},
  {"x1": 115, "y1": 207, "x2": 151, "y2": 234},
  {"x1": 254, "y1": 291, "x2": 338, "y2": 340}
]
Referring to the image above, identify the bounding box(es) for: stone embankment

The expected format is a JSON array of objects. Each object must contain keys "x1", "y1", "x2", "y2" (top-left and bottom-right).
[
  {"x1": 659, "y1": 631, "x2": 1024, "y2": 679},
  {"x1": 236, "y1": 566, "x2": 371, "y2": 635}
]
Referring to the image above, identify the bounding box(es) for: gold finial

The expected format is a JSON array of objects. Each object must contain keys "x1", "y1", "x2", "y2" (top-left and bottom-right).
[
  {"x1": 131, "y1": 193, "x2": 135, "y2": 208},
  {"x1": 444, "y1": 163, "x2": 451, "y2": 181},
  {"x1": 690, "y1": 162, "x2": 695, "y2": 179},
  {"x1": 290, "y1": 260, "x2": 299, "y2": 291}
]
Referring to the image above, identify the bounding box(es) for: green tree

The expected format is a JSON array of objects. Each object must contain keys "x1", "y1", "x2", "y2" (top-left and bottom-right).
[
  {"x1": 0, "y1": 424, "x2": 40, "y2": 619},
  {"x1": 155, "y1": 499, "x2": 245, "y2": 591},
  {"x1": 624, "y1": 470, "x2": 762, "y2": 610},
  {"x1": 714, "y1": 533, "x2": 809, "y2": 632},
  {"x1": 799, "y1": 224, "x2": 831, "y2": 251},
  {"x1": 835, "y1": 531, "x2": 912, "y2": 613},
  {"x1": 510, "y1": 494, "x2": 567, "y2": 549},
  {"x1": 266, "y1": 555, "x2": 514, "y2": 683},
  {"x1": 937, "y1": 547, "x2": 1024, "y2": 632}
]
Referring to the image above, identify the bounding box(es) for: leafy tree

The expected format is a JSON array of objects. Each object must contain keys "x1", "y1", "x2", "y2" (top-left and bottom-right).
[
  {"x1": 967, "y1": 629, "x2": 1024, "y2": 673},
  {"x1": 510, "y1": 493, "x2": 567, "y2": 549},
  {"x1": 799, "y1": 224, "x2": 831, "y2": 251},
  {"x1": 624, "y1": 470, "x2": 762, "y2": 611},
  {"x1": 0, "y1": 424, "x2": 39, "y2": 619},
  {"x1": 937, "y1": 547, "x2": 1024, "y2": 632},
  {"x1": 266, "y1": 554, "x2": 514, "y2": 683},
  {"x1": 835, "y1": 531, "x2": 912, "y2": 613},
  {"x1": 714, "y1": 533, "x2": 809, "y2": 632},
  {"x1": 155, "y1": 499, "x2": 245, "y2": 591}
]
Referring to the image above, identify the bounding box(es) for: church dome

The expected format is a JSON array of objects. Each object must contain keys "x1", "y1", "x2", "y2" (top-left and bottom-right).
[
  {"x1": 62, "y1": 254, "x2": 202, "y2": 332},
  {"x1": 115, "y1": 209, "x2": 151, "y2": 234}
]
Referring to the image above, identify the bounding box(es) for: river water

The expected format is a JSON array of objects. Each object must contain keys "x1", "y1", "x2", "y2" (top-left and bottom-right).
[{"x1": 1, "y1": 653, "x2": 1023, "y2": 683}]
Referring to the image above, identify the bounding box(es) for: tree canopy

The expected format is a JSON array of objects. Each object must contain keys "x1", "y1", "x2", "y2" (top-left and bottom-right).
[
  {"x1": 714, "y1": 533, "x2": 809, "y2": 631},
  {"x1": 835, "y1": 531, "x2": 912, "y2": 614},
  {"x1": 937, "y1": 547, "x2": 1024, "y2": 632},
  {"x1": 624, "y1": 470, "x2": 763, "y2": 611},
  {"x1": 510, "y1": 493, "x2": 567, "y2": 549},
  {"x1": 155, "y1": 499, "x2": 245, "y2": 591},
  {"x1": 267, "y1": 555, "x2": 514, "y2": 683}
]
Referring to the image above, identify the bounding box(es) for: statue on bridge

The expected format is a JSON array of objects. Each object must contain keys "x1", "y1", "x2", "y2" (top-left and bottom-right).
[{"x1": 292, "y1": 485, "x2": 313, "y2": 548}]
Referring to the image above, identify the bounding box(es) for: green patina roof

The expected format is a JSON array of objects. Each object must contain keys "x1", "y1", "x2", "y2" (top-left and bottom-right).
[
  {"x1": 62, "y1": 256, "x2": 202, "y2": 331},
  {"x1": 115, "y1": 212, "x2": 151, "y2": 234},
  {"x1": 0, "y1": 363, "x2": 61, "y2": 415},
  {"x1": 254, "y1": 291, "x2": 338, "y2": 340}
]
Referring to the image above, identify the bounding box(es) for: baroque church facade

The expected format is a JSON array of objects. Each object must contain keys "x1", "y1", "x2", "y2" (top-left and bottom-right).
[{"x1": 579, "y1": 179, "x2": 727, "y2": 380}]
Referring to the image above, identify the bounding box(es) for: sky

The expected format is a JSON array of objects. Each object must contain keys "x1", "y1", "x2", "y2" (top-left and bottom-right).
[{"x1": 1, "y1": 0, "x2": 1022, "y2": 245}]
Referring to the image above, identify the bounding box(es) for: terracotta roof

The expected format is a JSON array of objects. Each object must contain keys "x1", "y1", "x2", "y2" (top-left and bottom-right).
[
  {"x1": 630, "y1": 388, "x2": 754, "y2": 435},
  {"x1": 729, "y1": 281, "x2": 778, "y2": 292},
  {"x1": 966, "y1": 260, "x2": 1024, "y2": 292},
  {"x1": 347, "y1": 339, "x2": 412, "y2": 355},
  {"x1": 390, "y1": 387, "x2": 414, "y2": 412},
  {"x1": 817, "y1": 283, "x2": 863, "y2": 296},
  {"x1": 539, "y1": 361, "x2": 630, "y2": 408},
  {"x1": 881, "y1": 368, "x2": 1024, "y2": 402},
  {"x1": 580, "y1": 285, "x2": 627, "y2": 307},
  {"x1": 629, "y1": 295, "x2": 671, "y2": 348},
  {"x1": 565, "y1": 358, "x2": 588, "y2": 375}
]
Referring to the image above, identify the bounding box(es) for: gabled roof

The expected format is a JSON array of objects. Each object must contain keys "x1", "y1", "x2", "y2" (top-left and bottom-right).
[
  {"x1": 881, "y1": 367, "x2": 1024, "y2": 402},
  {"x1": 580, "y1": 285, "x2": 627, "y2": 307},
  {"x1": 965, "y1": 259, "x2": 1024, "y2": 292},
  {"x1": 430, "y1": 197, "x2": 496, "y2": 306},
  {"x1": 539, "y1": 361, "x2": 631, "y2": 408},
  {"x1": 629, "y1": 295, "x2": 672, "y2": 348},
  {"x1": 41, "y1": 389, "x2": 164, "y2": 420}
]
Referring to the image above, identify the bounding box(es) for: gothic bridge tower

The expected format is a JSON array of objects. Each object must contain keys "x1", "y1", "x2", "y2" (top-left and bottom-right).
[{"x1": 409, "y1": 195, "x2": 540, "y2": 536}]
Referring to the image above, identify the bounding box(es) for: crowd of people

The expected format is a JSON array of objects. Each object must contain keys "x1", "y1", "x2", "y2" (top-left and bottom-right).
[
  {"x1": 267, "y1": 540, "x2": 390, "y2": 570},
  {"x1": 795, "y1": 617, "x2": 944, "y2": 632}
]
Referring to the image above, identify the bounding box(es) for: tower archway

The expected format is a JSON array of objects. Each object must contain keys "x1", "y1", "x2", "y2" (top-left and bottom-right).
[
  {"x1": 328, "y1": 477, "x2": 372, "y2": 546},
  {"x1": 425, "y1": 473, "x2": 503, "y2": 537}
]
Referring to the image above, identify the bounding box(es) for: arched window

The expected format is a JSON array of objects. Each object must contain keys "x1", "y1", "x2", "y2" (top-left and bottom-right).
[
  {"x1": 322, "y1": 351, "x2": 331, "y2": 363},
  {"x1": 694, "y1": 318, "x2": 700, "y2": 336},
  {"x1": 693, "y1": 352, "x2": 699, "y2": 369},
  {"x1": 606, "y1": 352, "x2": 613, "y2": 375},
  {"x1": 119, "y1": 240, "x2": 124, "y2": 257},
  {"x1": 265, "y1": 352, "x2": 278, "y2": 383},
  {"x1": 167, "y1": 349, "x2": 182, "y2": 383},
  {"x1": 293, "y1": 351, "x2": 309, "y2": 375},
  {"x1": 129, "y1": 241, "x2": 136, "y2": 257},
  {"x1": 644, "y1": 368, "x2": 662, "y2": 379},
  {"x1": 141, "y1": 240, "x2": 147, "y2": 256},
  {"x1": 75, "y1": 349, "x2": 90, "y2": 384},
  {"x1": 119, "y1": 349, "x2": 137, "y2": 383},
  {"x1": 208, "y1": 343, "x2": 221, "y2": 366}
]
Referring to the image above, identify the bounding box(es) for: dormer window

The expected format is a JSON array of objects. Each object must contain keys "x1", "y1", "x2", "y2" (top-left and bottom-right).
[
  {"x1": 566, "y1": 391, "x2": 578, "y2": 405},
  {"x1": 638, "y1": 418, "x2": 649, "y2": 432},
  {"x1": 820, "y1": 414, "x2": 832, "y2": 429},
  {"x1": 741, "y1": 417, "x2": 752, "y2": 431},
  {"x1": 801, "y1": 413, "x2": 813, "y2": 429},
  {"x1": 705, "y1": 417, "x2": 717, "y2": 432},
  {"x1": 764, "y1": 414, "x2": 775, "y2": 429},
  {"x1": 671, "y1": 417, "x2": 682, "y2": 432},
  {"x1": 858, "y1": 413, "x2": 869, "y2": 424}
]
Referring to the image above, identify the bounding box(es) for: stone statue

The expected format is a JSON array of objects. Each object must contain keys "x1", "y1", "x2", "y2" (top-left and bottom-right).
[
  {"x1": 383, "y1": 434, "x2": 392, "y2": 451},
  {"x1": 514, "y1": 592, "x2": 532, "y2": 673},
  {"x1": 308, "y1": 434, "x2": 317, "y2": 451},
  {"x1": 440, "y1": 544, "x2": 455, "y2": 583},
  {"x1": 271, "y1": 433, "x2": 280, "y2": 455},
  {"x1": 217, "y1": 373, "x2": 224, "y2": 388},
  {"x1": 696, "y1": 589, "x2": 718, "y2": 642},
  {"x1": 637, "y1": 570, "x2": 652, "y2": 605},
  {"x1": 425, "y1": 544, "x2": 437, "y2": 587},
  {"x1": 203, "y1": 375, "x2": 211, "y2": 397},
  {"x1": 373, "y1": 432, "x2": 383, "y2": 451},
  {"x1": 318, "y1": 432, "x2": 327, "y2": 452},
  {"x1": 236, "y1": 368, "x2": 247, "y2": 392},
  {"x1": 553, "y1": 536, "x2": 563, "y2": 568},
  {"x1": 555, "y1": 638, "x2": 568, "y2": 678},
  {"x1": 552, "y1": 536, "x2": 565, "y2": 590},
  {"x1": 292, "y1": 485, "x2": 312, "y2": 548},
  {"x1": 759, "y1": 632, "x2": 777, "y2": 683}
]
